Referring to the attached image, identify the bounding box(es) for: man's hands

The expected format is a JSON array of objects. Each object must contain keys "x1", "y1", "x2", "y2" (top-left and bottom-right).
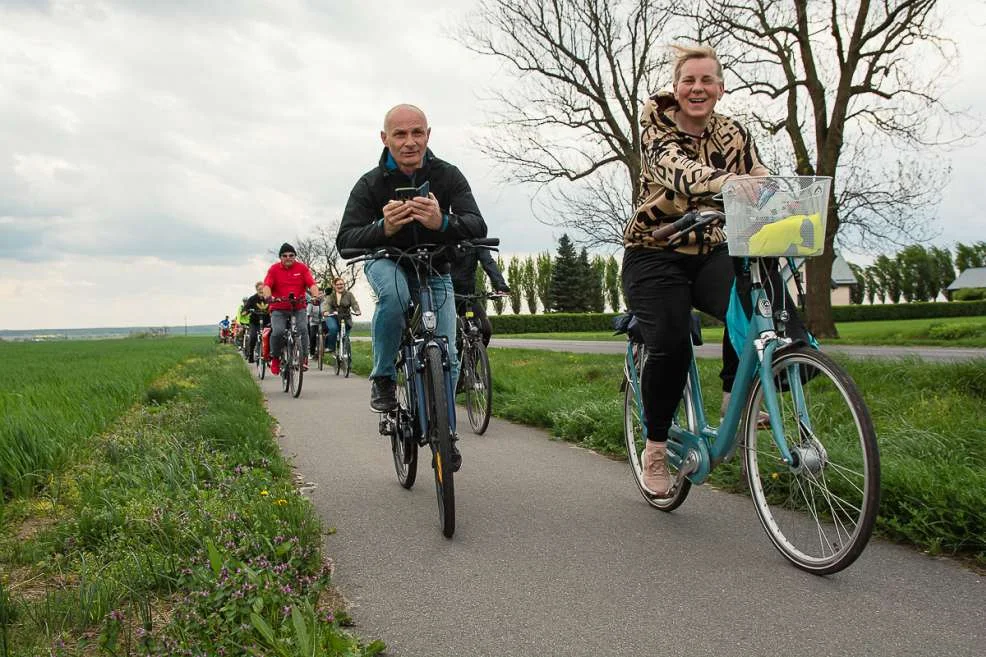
[{"x1": 382, "y1": 192, "x2": 442, "y2": 237}]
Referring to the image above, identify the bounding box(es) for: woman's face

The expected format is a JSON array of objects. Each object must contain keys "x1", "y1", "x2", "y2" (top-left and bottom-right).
[
  {"x1": 674, "y1": 57, "x2": 724, "y2": 128},
  {"x1": 333, "y1": 279, "x2": 345, "y2": 291}
]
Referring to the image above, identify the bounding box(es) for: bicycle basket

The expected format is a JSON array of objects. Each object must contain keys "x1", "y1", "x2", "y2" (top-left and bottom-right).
[{"x1": 723, "y1": 176, "x2": 832, "y2": 257}]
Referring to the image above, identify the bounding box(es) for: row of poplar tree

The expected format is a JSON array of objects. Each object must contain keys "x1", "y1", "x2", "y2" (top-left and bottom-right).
[
  {"x1": 848, "y1": 241, "x2": 986, "y2": 304},
  {"x1": 477, "y1": 236, "x2": 986, "y2": 315}
]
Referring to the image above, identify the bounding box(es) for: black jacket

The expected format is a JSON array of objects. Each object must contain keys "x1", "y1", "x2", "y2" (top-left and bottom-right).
[
  {"x1": 336, "y1": 148, "x2": 487, "y2": 272},
  {"x1": 451, "y1": 246, "x2": 508, "y2": 296}
]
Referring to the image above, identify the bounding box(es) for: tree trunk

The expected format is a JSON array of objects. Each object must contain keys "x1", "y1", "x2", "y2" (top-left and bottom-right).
[{"x1": 804, "y1": 203, "x2": 839, "y2": 338}]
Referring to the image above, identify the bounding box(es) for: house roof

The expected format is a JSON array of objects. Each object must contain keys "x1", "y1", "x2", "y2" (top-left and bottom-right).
[
  {"x1": 946, "y1": 267, "x2": 986, "y2": 290},
  {"x1": 782, "y1": 253, "x2": 858, "y2": 287}
]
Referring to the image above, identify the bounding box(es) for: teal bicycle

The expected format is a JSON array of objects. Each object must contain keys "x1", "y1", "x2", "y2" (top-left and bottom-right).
[{"x1": 622, "y1": 176, "x2": 880, "y2": 575}]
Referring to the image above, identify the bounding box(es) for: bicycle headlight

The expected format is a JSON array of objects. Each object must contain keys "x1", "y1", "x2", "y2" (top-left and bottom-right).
[{"x1": 422, "y1": 311, "x2": 437, "y2": 332}]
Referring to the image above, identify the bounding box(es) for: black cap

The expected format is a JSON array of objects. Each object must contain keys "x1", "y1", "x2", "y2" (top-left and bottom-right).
[{"x1": 279, "y1": 242, "x2": 296, "y2": 256}]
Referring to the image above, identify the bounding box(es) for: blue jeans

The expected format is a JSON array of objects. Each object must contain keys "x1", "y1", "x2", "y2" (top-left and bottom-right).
[{"x1": 364, "y1": 258, "x2": 458, "y2": 385}]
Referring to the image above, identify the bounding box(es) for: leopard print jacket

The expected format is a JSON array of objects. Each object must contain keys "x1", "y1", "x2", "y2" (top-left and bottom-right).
[{"x1": 624, "y1": 92, "x2": 766, "y2": 254}]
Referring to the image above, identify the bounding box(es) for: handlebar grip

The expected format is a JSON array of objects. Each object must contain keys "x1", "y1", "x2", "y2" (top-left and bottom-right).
[
  {"x1": 340, "y1": 248, "x2": 371, "y2": 259},
  {"x1": 470, "y1": 237, "x2": 500, "y2": 247},
  {"x1": 651, "y1": 213, "x2": 697, "y2": 241}
]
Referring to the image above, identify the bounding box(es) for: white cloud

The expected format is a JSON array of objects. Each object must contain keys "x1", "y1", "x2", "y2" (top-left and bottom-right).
[{"x1": 1, "y1": 0, "x2": 983, "y2": 328}]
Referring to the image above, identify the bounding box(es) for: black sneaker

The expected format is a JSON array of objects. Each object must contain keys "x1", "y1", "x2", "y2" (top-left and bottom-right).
[
  {"x1": 370, "y1": 377, "x2": 398, "y2": 412},
  {"x1": 450, "y1": 434, "x2": 462, "y2": 472}
]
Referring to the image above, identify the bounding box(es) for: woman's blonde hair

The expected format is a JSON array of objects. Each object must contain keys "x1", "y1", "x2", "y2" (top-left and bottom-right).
[
  {"x1": 671, "y1": 44, "x2": 723, "y2": 84},
  {"x1": 332, "y1": 276, "x2": 346, "y2": 285}
]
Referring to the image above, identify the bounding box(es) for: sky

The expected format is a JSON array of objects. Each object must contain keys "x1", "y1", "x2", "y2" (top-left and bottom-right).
[{"x1": 1, "y1": 0, "x2": 984, "y2": 330}]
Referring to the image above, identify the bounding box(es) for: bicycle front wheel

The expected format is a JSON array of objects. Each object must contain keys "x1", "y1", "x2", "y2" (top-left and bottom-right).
[
  {"x1": 424, "y1": 344, "x2": 455, "y2": 538},
  {"x1": 289, "y1": 338, "x2": 303, "y2": 398},
  {"x1": 624, "y1": 344, "x2": 692, "y2": 511},
  {"x1": 464, "y1": 341, "x2": 492, "y2": 435},
  {"x1": 744, "y1": 346, "x2": 880, "y2": 575},
  {"x1": 393, "y1": 356, "x2": 418, "y2": 489},
  {"x1": 281, "y1": 344, "x2": 291, "y2": 393},
  {"x1": 343, "y1": 335, "x2": 352, "y2": 378},
  {"x1": 317, "y1": 332, "x2": 324, "y2": 371}
]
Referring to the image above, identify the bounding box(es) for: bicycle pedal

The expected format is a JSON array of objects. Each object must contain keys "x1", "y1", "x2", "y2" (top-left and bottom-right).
[{"x1": 378, "y1": 417, "x2": 396, "y2": 435}]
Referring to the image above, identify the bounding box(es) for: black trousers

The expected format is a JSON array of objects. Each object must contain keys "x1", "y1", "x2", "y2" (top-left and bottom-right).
[
  {"x1": 621, "y1": 246, "x2": 738, "y2": 442},
  {"x1": 455, "y1": 298, "x2": 492, "y2": 346}
]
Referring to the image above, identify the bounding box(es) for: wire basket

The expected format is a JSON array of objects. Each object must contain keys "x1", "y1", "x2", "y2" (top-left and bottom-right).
[{"x1": 722, "y1": 176, "x2": 832, "y2": 257}]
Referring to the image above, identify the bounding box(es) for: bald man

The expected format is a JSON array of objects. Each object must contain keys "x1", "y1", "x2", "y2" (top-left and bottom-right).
[{"x1": 336, "y1": 105, "x2": 487, "y2": 468}]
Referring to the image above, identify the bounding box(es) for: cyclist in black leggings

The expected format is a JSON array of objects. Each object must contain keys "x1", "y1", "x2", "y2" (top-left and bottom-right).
[{"x1": 621, "y1": 45, "x2": 770, "y2": 497}]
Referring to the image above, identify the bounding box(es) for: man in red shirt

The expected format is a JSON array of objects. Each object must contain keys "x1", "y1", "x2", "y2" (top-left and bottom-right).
[{"x1": 262, "y1": 242, "x2": 322, "y2": 375}]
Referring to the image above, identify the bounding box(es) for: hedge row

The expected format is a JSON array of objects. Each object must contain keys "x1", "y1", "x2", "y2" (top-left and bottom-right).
[{"x1": 487, "y1": 301, "x2": 986, "y2": 334}]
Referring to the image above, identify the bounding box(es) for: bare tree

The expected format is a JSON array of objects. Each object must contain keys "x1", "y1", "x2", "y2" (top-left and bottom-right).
[
  {"x1": 678, "y1": 0, "x2": 974, "y2": 336},
  {"x1": 459, "y1": 0, "x2": 673, "y2": 248},
  {"x1": 294, "y1": 222, "x2": 349, "y2": 290}
]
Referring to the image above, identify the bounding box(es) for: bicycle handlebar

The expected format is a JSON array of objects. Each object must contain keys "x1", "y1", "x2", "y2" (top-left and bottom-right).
[
  {"x1": 651, "y1": 210, "x2": 725, "y2": 245},
  {"x1": 340, "y1": 238, "x2": 502, "y2": 263}
]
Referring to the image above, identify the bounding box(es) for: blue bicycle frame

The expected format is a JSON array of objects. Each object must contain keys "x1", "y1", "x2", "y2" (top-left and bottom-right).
[{"x1": 628, "y1": 258, "x2": 803, "y2": 486}]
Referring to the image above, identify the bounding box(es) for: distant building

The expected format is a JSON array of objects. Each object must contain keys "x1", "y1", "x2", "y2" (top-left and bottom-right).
[
  {"x1": 781, "y1": 252, "x2": 859, "y2": 305},
  {"x1": 945, "y1": 267, "x2": 986, "y2": 300}
]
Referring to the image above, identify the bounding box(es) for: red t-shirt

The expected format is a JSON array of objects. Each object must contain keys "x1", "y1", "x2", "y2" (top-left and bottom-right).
[{"x1": 264, "y1": 261, "x2": 317, "y2": 311}]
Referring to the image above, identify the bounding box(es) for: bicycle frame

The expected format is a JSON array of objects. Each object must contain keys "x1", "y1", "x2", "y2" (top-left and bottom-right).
[{"x1": 632, "y1": 258, "x2": 801, "y2": 485}]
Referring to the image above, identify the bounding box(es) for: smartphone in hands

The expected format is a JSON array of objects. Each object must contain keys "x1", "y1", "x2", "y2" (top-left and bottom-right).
[{"x1": 394, "y1": 181, "x2": 430, "y2": 201}]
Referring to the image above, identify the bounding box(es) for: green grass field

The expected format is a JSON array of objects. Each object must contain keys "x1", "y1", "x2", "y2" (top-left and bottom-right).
[
  {"x1": 490, "y1": 315, "x2": 986, "y2": 347},
  {"x1": 0, "y1": 337, "x2": 383, "y2": 657},
  {"x1": 349, "y1": 342, "x2": 986, "y2": 566}
]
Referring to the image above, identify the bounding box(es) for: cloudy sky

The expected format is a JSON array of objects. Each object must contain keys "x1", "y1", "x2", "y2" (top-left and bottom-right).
[{"x1": 2, "y1": 0, "x2": 984, "y2": 330}]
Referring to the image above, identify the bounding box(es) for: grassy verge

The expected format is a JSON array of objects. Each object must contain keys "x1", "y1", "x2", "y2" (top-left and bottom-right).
[
  {"x1": 350, "y1": 341, "x2": 986, "y2": 565},
  {"x1": 489, "y1": 315, "x2": 986, "y2": 347},
  {"x1": 0, "y1": 338, "x2": 383, "y2": 656}
]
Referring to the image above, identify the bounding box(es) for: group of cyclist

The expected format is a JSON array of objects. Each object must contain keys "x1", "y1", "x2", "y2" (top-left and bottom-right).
[{"x1": 216, "y1": 44, "x2": 799, "y2": 495}]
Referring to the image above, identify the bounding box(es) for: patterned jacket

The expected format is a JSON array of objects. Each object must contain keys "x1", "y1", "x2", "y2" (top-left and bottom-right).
[{"x1": 624, "y1": 92, "x2": 766, "y2": 254}]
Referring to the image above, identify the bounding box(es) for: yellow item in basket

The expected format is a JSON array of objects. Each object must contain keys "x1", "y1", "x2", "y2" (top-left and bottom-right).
[{"x1": 748, "y1": 213, "x2": 824, "y2": 256}]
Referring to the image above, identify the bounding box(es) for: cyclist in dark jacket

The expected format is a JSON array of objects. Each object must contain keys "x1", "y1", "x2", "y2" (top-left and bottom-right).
[
  {"x1": 451, "y1": 246, "x2": 509, "y2": 347},
  {"x1": 336, "y1": 103, "x2": 487, "y2": 417}
]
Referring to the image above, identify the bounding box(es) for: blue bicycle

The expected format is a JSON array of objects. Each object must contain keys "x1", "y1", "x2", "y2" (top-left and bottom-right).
[
  {"x1": 342, "y1": 238, "x2": 499, "y2": 538},
  {"x1": 622, "y1": 176, "x2": 880, "y2": 574}
]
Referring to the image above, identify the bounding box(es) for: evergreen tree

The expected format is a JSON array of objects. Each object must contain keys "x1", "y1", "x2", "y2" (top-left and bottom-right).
[
  {"x1": 605, "y1": 255, "x2": 621, "y2": 312},
  {"x1": 848, "y1": 263, "x2": 865, "y2": 305},
  {"x1": 549, "y1": 234, "x2": 582, "y2": 312},
  {"x1": 474, "y1": 264, "x2": 489, "y2": 311}
]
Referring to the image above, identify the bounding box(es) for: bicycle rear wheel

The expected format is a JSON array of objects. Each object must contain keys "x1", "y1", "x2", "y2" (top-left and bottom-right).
[
  {"x1": 343, "y1": 335, "x2": 352, "y2": 378},
  {"x1": 464, "y1": 341, "x2": 492, "y2": 435},
  {"x1": 623, "y1": 344, "x2": 692, "y2": 511},
  {"x1": 424, "y1": 344, "x2": 455, "y2": 538},
  {"x1": 744, "y1": 346, "x2": 880, "y2": 575},
  {"x1": 290, "y1": 337, "x2": 303, "y2": 398},
  {"x1": 392, "y1": 356, "x2": 418, "y2": 489}
]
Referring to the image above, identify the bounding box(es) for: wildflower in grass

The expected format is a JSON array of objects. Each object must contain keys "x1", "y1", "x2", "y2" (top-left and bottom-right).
[
  {"x1": 260, "y1": 489, "x2": 269, "y2": 496},
  {"x1": 275, "y1": 498, "x2": 288, "y2": 506}
]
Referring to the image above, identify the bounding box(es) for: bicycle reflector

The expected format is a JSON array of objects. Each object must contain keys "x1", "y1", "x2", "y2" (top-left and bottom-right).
[{"x1": 423, "y1": 311, "x2": 437, "y2": 332}]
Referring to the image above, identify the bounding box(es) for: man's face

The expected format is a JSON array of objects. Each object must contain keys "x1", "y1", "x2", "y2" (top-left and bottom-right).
[
  {"x1": 380, "y1": 107, "x2": 430, "y2": 173},
  {"x1": 255, "y1": 284, "x2": 263, "y2": 294},
  {"x1": 674, "y1": 57, "x2": 724, "y2": 126},
  {"x1": 280, "y1": 251, "x2": 296, "y2": 268}
]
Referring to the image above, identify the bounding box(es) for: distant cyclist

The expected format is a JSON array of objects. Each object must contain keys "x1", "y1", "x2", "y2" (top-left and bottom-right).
[
  {"x1": 322, "y1": 276, "x2": 362, "y2": 350},
  {"x1": 307, "y1": 292, "x2": 323, "y2": 358},
  {"x1": 243, "y1": 281, "x2": 270, "y2": 363},
  {"x1": 262, "y1": 243, "x2": 322, "y2": 375},
  {"x1": 218, "y1": 315, "x2": 231, "y2": 343}
]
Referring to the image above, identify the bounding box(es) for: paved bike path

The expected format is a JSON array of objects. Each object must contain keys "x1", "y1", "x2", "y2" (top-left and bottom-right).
[{"x1": 262, "y1": 364, "x2": 984, "y2": 657}]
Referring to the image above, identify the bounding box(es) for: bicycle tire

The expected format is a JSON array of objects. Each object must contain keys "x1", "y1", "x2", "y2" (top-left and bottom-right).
[
  {"x1": 623, "y1": 344, "x2": 692, "y2": 511},
  {"x1": 334, "y1": 334, "x2": 342, "y2": 376},
  {"x1": 290, "y1": 337, "x2": 303, "y2": 398},
  {"x1": 423, "y1": 344, "x2": 455, "y2": 538},
  {"x1": 743, "y1": 346, "x2": 880, "y2": 575},
  {"x1": 343, "y1": 335, "x2": 352, "y2": 378},
  {"x1": 317, "y1": 332, "x2": 325, "y2": 371},
  {"x1": 464, "y1": 340, "x2": 492, "y2": 435},
  {"x1": 392, "y1": 356, "x2": 418, "y2": 489}
]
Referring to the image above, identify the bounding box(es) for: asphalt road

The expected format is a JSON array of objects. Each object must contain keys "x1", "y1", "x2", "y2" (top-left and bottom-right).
[{"x1": 262, "y1": 362, "x2": 985, "y2": 657}]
